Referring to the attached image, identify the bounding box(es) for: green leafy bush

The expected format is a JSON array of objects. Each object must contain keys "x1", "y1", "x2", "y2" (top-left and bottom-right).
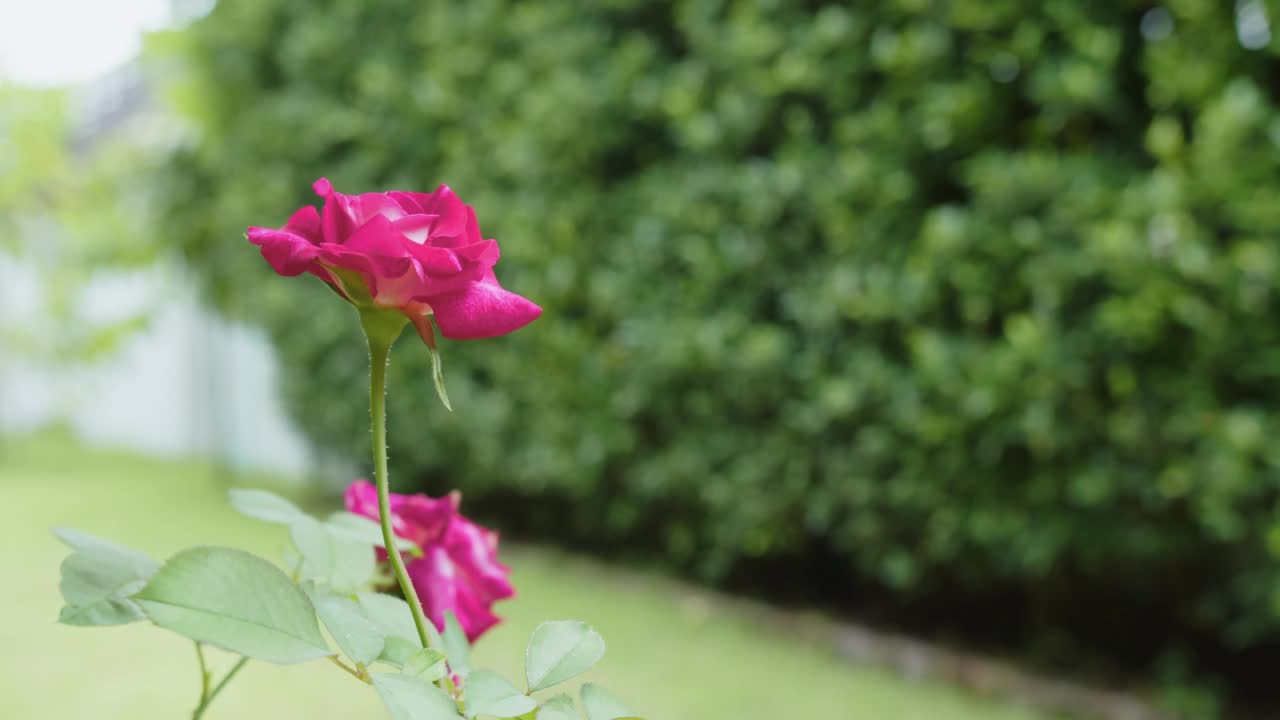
[{"x1": 160, "y1": 0, "x2": 1280, "y2": 695}]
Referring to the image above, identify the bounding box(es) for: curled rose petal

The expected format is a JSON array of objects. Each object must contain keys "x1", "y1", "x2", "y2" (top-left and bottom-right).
[
  {"x1": 430, "y1": 273, "x2": 544, "y2": 340},
  {"x1": 247, "y1": 227, "x2": 321, "y2": 276}
]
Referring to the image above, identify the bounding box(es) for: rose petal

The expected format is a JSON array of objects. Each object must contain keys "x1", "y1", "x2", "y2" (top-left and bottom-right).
[
  {"x1": 314, "y1": 177, "x2": 356, "y2": 244},
  {"x1": 344, "y1": 480, "x2": 415, "y2": 541},
  {"x1": 347, "y1": 192, "x2": 408, "y2": 227},
  {"x1": 405, "y1": 244, "x2": 462, "y2": 275},
  {"x1": 393, "y1": 214, "x2": 441, "y2": 245},
  {"x1": 453, "y1": 239, "x2": 500, "y2": 265},
  {"x1": 283, "y1": 205, "x2": 323, "y2": 243},
  {"x1": 371, "y1": 262, "x2": 429, "y2": 308},
  {"x1": 387, "y1": 191, "x2": 428, "y2": 215},
  {"x1": 247, "y1": 227, "x2": 321, "y2": 276},
  {"x1": 416, "y1": 185, "x2": 470, "y2": 239},
  {"x1": 449, "y1": 579, "x2": 504, "y2": 641},
  {"x1": 406, "y1": 549, "x2": 504, "y2": 642},
  {"x1": 445, "y1": 517, "x2": 516, "y2": 603},
  {"x1": 406, "y1": 548, "x2": 456, "y2": 633},
  {"x1": 318, "y1": 215, "x2": 427, "y2": 304},
  {"x1": 392, "y1": 493, "x2": 455, "y2": 547},
  {"x1": 430, "y1": 275, "x2": 542, "y2": 339},
  {"x1": 412, "y1": 262, "x2": 490, "y2": 298},
  {"x1": 339, "y1": 214, "x2": 411, "y2": 259}
]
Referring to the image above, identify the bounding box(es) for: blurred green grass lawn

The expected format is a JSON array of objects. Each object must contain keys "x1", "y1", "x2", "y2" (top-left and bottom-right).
[{"x1": 0, "y1": 433, "x2": 1058, "y2": 720}]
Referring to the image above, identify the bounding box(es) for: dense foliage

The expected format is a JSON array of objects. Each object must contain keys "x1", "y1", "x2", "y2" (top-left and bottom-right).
[{"x1": 160, "y1": 0, "x2": 1280, "y2": 698}]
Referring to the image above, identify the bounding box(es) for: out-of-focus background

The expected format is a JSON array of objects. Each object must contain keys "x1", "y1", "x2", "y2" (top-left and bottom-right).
[{"x1": 3, "y1": 1, "x2": 1280, "y2": 719}]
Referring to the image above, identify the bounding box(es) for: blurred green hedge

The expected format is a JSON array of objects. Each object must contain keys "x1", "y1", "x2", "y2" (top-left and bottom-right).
[{"x1": 162, "y1": 0, "x2": 1280, "y2": 691}]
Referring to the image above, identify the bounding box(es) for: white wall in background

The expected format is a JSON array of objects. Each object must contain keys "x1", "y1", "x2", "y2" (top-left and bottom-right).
[{"x1": 0, "y1": 255, "x2": 313, "y2": 477}]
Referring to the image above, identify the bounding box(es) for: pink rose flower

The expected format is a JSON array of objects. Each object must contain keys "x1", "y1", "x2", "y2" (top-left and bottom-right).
[
  {"x1": 247, "y1": 178, "x2": 541, "y2": 346},
  {"x1": 344, "y1": 480, "x2": 515, "y2": 642}
]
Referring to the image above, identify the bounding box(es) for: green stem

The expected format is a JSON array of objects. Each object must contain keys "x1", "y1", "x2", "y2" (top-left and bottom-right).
[
  {"x1": 328, "y1": 655, "x2": 372, "y2": 684},
  {"x1": 194, "y1": 642, "x2": 210, "y2": 701},
  {"x1": 367, "y1": 328, "x2": 435, "y2": 650},
  {"x1": 191, "y1": 657, "x2": 249, "y2": 720}
]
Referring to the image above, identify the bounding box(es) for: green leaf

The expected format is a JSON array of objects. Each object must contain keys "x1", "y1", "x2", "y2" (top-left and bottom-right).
[
  {"x1": 359, "y1": 592, "x2": 426, "y2": 665},
  {"x1": 53, "y1": 528, "x2": 159, "y2": 626},
  {"x1": 403, "y1": 648, "x2": 447, "y2": 681},
  {"x1": 426, "y1": 617, "x2": 444, "y2": 649},
  {"x1": 382, "y1": 637, "x2": 421, "y2": 667},
  {"x1": 290, "y1": 516, "x2": 376, "y2": 592},
  {"x1": 372, "y1": 672, "x2": 463, "y2": 720},
  {"x1": 442, "y1": 611, "x2": 471, "y2": 678},
  {"x1": 282, "y1": 543, "x2": 303, "y2": 575},
  {"x1": 290, "y1": 516, "x2": 333, "y2": 578},
  {"x1": 464, "y1": 670, "x2": 536, "y2": 719},
  {"x1": 58, "y1": 555, "x2": 149, "y2": 626},
  {"x1": 133, "y1": 546, "x2": 331, "y2": 664},
  {"x1": 427, "y1": 344, "x2": 453, "y2": 412},
  {"x1": 53, "y1": 527, "x2": 154, "y2": 563},
  {"x1": 305, "y1": 585, "x2": 384, "y2": 665},
  {"x1": 524, "y1": 621, "x2": 605, "y2": 692},
  {"x1": 228, "y1": 488, "x2": 309, "y2": 525},
  {"x1": 330, "y1": 535, "x2": 376, "y2": 591},
  {"x1": 359, "y1": 593, "x2": 419, "y2": 644},
  {"x1": 536, "y1": 695, "x2": 580, "y2": 720},
  {"x1": 579, "y1": 684, "x2": 637, "y2": 720},
  {"x1": 326, "y1": 512, "x2": 421, "y2": 555}
]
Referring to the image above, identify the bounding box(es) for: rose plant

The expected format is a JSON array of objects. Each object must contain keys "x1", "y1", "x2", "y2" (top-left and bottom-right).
[{"x1": 53, "y1": 180, "x2": 641, "y2": 720}]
